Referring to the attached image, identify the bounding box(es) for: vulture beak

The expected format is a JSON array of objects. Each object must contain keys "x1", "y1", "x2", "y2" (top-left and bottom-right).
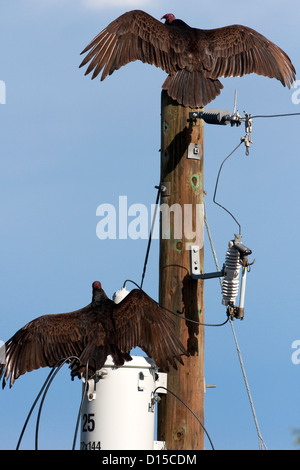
[{"x1": 161, "y1": 14, "x2": 175, "y2": 24}]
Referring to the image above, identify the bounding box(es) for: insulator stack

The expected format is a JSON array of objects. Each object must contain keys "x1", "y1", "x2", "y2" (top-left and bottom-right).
[{"x1": 222, "y1": 241, "x2": 241, "y2": 306}]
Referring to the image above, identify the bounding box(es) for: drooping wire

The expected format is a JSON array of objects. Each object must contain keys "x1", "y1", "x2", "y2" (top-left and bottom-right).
[
  {"x1": 212, "y1": 109, "x2": 300, "y2": 232},
  {"x1": 213, "y1": 141, "x2": 243, "y2": 235},
  {"x1": 154, "y1": 386, "x2": 215, "y2": 450},
  {"x1": 123, "y1": 278, "x2": 141, "y2": 290},
  {"x1": 35, "y1": 356, "x2": 80, "y2": 450},
  {"x1": 156, "y1": 302, "x2": 229, "y2": 328},
  {"x1": 16, "y1": 356, "x2": 80, "y2": 451},
  {"x1": 16, "y1": 367, "x2": 56, "y2": 450},
  {"x1": 204, "y1": 208, "x2": 268, "y2": 450},
  {"x1": 140, "y1": 184, "x2": 161, "y2": 289},
  {"x1": 124, "y1": 279, "x2": 229, "y2": 328}
]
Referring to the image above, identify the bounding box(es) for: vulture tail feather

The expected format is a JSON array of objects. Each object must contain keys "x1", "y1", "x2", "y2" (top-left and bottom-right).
[{"x1": 162, "y1": 70, "x2": 223, "y2": 108}]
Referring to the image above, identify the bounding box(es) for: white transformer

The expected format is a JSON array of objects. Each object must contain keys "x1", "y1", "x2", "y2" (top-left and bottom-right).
[{"x1": 80, "y1": 355, "x2": 166, "y2": 450}]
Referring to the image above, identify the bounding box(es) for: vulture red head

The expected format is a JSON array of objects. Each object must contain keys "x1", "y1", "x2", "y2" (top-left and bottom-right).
[
  {"x1": 92, "y1": 280, "x2": 101, "y2": 290},
  {"x1": 161, "y1": 13, "x2": 176, "y2": 24}
]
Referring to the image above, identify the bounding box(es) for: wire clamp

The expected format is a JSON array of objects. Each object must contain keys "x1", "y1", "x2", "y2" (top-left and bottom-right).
[
  {"x1": 189, "y1": 90, "x2": 254, "y2": 155},
  {"x1": 240, "y1": 112, "x2": 253, "y2": 155}
]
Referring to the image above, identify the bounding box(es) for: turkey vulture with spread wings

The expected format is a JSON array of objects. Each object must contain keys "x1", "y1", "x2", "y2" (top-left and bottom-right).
[
  {"x1": 79, "y1": 10, "x2": 296, "y2": 108},
  {"x1": 0, "y1": 281, "x2": 187, "y2": 388}
]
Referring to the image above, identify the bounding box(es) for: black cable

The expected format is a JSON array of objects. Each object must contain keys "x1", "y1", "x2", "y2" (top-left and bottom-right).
[
  {"x1": 213, "y1": 141, "x2": 243, "y2": 234},
  {"x1": 251, "y1": 112, "x2": 300, "y2": 119},
  {"x1": 140, "y1": 184, "x2": 161, "y2": 289},
  {"x1": 123, "y1": 279, "x2": 141, "y2": 290},
  {"x1": 34, "y1": 356, "x2": 80, "y2": 450},
  {"x1": 16, "y1": 368, "x2": 56, "y2": 450},
  {"x1": 154, "y1": 386, "x2": 215, "y2": 450},
  {"x1": 157, "y1": 302, "x2": 229, "y2": 328},
  {"x1": 212, "y1": 110, "x2": 300, "y2": 227},
  {"x1": 124, "y1": 279, "x2": 229, "y2": 328},
  {"x1": 16, "y1": 356, "x2": 80, "y2": 450}
]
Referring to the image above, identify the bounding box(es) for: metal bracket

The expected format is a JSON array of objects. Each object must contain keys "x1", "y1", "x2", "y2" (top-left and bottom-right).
[
  {"x1": 155, "y1": 372, "x2": 168, "y2": 392},
  {"x1": 82, "y1": 378, "x2": 97, "y2": 401},
  {"x1": 149, "y1": 372, "x2": 168, "y2": 412},
  {"x1": 160, "y1": 182, "x2": 170, "y2": 197},
  {"x1": 190, "y1": 245, "x2": 224, "y2": 280},
  {"x1": 204, "y1": 378, "x2": 216, "y2": 394},
  {"x1": 187, "y1": 143, "x2": 201, "y2": 160}
]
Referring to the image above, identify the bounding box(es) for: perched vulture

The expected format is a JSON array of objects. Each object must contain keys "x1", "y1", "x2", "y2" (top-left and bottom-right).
[
  {"x1": 79, "y1": 10, "x2": 296, "y2": 108},
  {"x1": 0, "y1": 281, "x2": 187, "y2": 388}
]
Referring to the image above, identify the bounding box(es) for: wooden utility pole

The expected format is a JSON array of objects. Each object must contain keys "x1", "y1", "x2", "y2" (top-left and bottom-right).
[{"x1": 157, "y1": 91, "x2": 205, "y2": 450}]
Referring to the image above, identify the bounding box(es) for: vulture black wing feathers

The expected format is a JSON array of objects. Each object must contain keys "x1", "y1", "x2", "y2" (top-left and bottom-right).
[
  {"x1": 112, "y1": 289, "x2": 187, "y2": 372},
  {"x1": 79, "y1": 10, "x2": 186, "y2": 80},
  {"x1": 80, "y1": 10, "x2": 296, "y2": 108},
  {"x1": 0, "y1": 305, "x2": 99, "y2": 388},
  {"x1": 197, "y1": 25, "x2": 296, "y2": 87}
]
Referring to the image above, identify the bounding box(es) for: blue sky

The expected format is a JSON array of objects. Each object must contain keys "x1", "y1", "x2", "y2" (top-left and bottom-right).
[{"x1": 0, "y1": 0, "x2": 299, "y2": 450}]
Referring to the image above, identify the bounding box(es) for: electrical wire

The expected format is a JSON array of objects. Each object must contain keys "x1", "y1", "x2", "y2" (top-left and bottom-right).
[
  {"x1": 35, "y1": 356, "x2": 80, "y2": 450},
  {"x1": 213, "y1": 141, "x2": 243, "y2": 234},
  {"x1": 123, "y1": 279, "x2": 229, "y2": 328},
  {"x1": 140, "y1": 184, "x2": 161, "y2": 289},
  {"x1": 229, "y1": 320, "x2": 268, "y2": 450},
  {"x1": 212, "y1": 109, "x2": 300, "y2": 231},
  {"x1": 16, "y1": 356, "x2": 80, "y2": 450},
  {"x1": 19, "y1": 356, "x2": 105, "y2": 451},
  {"x1": 204, "y1": 209, "x2": 268, "y2": 450},
  {"x1": 157, "y1": 302, "x2": 229, "y2": 328},
  {"x1": 16, "y1": 368, "x2": 56, "y2": 450},
  {"x1": 154, "y1": 386, "x2": 215, "y2": 450},
  {"x1": 251, "y1": 112, "x2": 300, "y2": 119}
]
